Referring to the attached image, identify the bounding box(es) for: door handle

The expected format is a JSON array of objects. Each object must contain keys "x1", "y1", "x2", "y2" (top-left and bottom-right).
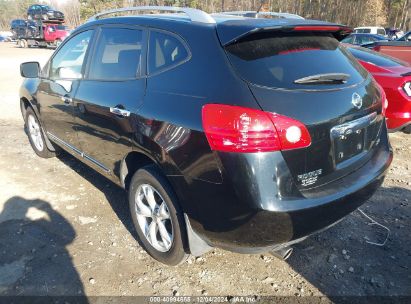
[
  {"x1": 61, "y1": 96, "x2": 73, "y2": 104},
  {"x1": 110, "y1": 107, "x2": 130, "y2": 117}
]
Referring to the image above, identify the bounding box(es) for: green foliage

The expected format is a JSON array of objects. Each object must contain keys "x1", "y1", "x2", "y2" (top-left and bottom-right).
[{"x1": 0, "y1": 0, "x2": 37, "y2": 29}]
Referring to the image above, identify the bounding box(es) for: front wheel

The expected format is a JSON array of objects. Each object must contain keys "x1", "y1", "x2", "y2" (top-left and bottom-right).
[
  {"x1": 128, "y1": 165, "x2": 189, "y2": 265},
  {"x1": 55, "y1": 39, "x2": 62, "y2": 48},
  {"x1": 25, "y1": 107, "x2": 56, "y2": 158},
  {"x1": 18, "y1": 39, "x2": 27, "y2": 48}
]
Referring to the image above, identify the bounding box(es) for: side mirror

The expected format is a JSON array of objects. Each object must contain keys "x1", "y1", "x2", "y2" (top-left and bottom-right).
[{"x1": 20, "y1": 62, "x2": 40, "y2": 78}]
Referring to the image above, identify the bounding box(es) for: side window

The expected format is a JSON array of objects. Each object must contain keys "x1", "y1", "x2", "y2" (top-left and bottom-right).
[
  {"x1": 360, "y1": 36, "x2": 373, "y2": 44},
  {"x1": 88, "y1": 28, "x2": 143, "y2": 80},
  {"x1": 377, "y1": 29, "x2": 385, "y2": 36},
  {"x1": 49, "y1": 30, "x2": 93, "y2": 80},
  {"x1": 341, "y1": 36, "x2": 353, "y2": 44},
  {"x1": 148, "y1": 30, "x2": 189, "y2": 75}
]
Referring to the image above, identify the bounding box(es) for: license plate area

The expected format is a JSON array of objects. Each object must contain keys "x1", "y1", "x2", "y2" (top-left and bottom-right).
[
  {"x1": 333, "y1": 129, "x2": 365, "y2": 164},
  {"x1": 330, "y1": 112, "x2": 378, "y2": 167}
]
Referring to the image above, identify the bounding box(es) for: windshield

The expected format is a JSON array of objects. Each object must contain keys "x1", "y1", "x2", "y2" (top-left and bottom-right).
[
  {"x1": 225, "y1": 32, "x2": 368, "y2": 90},
  {"x1": 41, "y1": 5, "x2": 51, "y2": 10}
]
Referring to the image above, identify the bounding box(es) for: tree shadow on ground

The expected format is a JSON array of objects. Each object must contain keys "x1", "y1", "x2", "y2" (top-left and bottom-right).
[
  {"x1": 287, "y1": 186, "x2": 411, "y2": 299},
  {"x1": 0, "y1": 196, "x2": 87, "y2": 301}
]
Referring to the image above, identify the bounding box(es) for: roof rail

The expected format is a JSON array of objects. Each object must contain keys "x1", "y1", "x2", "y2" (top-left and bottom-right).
[
  {"x1": 220, "y1": 11, "x2": 304, "y2": 20},
  {"x1": 87, "y1": 6, "x2": 216, "y2": 24}
]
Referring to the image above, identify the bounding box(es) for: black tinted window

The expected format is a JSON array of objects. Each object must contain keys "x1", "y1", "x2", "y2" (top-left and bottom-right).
[
  {"x1": 355, "y1": 35, "x2": 375, "y2": 45},
  {"x1": 226, "y1": 32, "x2": 367, "y2": 89},
  {"x1": 356, "y1": 29, "x2": 371, "y2": 34},
  {"x1": 148, "y1": 31, "x2": 189, "y2": 75},
  {"x1": 341, "y1": 36, "x2": 354, "y2": 43},
  {"x1": 348, "y1": 46, "x2": 409, "y2": 67},
  {"x1": 88, "y1": 28, "x2": 142, "y2": 80}
]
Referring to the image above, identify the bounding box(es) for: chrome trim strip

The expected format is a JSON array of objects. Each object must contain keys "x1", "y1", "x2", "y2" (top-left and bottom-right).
[
  {"x1": 47, "y1": 132, "x2": 111, "y2": 173},
  {"x1": 330, "y1": 112, "x2": 377, "y2": 137},
  {"x1": 83, "y1": 154, "x2": 111, "y2": 173},
  {"x1": 218, "y1": 11, "x2": 305, "y2": 19},
  {"x1": 47, "y1": 132, "x2": 82, "y2": 156}
]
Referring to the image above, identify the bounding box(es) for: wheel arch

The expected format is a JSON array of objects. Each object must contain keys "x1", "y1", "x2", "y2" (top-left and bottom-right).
[
  {"x1": 20, "y1": 96, "x2": 31, "y2": 120},
  {"x1": 21, "y1": 97, "x2": 56, "y2": 152},
  {"x1": 120, "y1": 151, "x2": 161, "y2": 191}
]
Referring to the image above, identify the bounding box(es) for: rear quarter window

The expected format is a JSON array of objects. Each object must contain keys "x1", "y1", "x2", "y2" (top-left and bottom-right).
[
  {"x1": 225, "y1": 32, "x2": 368, "y2": 90},
  {"x1": 148, "y1": 30, "x2": 190, "y2": 75}
]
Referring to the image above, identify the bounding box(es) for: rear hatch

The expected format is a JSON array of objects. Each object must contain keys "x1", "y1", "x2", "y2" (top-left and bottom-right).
[{"x1": 219, "y1": 23, "x2": 385, "y2": 191}]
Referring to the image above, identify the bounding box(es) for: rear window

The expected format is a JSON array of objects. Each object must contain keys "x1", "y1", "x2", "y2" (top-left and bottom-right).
[
  {"x1": 225, "y1": 32, "x2": 368, "y2": 90},
  {"x1": 348, "y1": 46, "x2": 409, "y2": 67}
]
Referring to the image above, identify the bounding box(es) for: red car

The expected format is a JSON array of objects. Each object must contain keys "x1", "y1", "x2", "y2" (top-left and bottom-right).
[
  {"x1": 346, "y1": 45, "x2": 411, "y2": 133},
  {"x1": 44, "y1": 24, "x2": 69, "y2": 43}
]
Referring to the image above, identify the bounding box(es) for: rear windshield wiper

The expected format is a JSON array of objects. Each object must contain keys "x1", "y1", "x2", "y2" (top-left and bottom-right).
[{"x1": 294, "y1": 73, "x2": 350, "y2": 85}]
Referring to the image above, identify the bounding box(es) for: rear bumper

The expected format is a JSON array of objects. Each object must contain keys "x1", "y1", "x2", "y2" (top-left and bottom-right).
[
  {"x1": 386, "y1": 113, "x2": 411, "y2": 131},
  {"x1": 170, "y1": 126, "x2": 392, "y2": 254}
]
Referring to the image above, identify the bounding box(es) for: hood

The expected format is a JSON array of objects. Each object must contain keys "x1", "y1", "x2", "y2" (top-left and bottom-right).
[{"x1": 358, "y1": 60, "x2": 411, "y2": 76}]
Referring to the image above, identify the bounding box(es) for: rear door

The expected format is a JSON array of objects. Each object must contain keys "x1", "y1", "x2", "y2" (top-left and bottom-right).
[
  {"x1": 224, "y1": 30, "x2": 384, "y2": 190},
  {"x1": 73, "y1": 26, "x2": 147, "y2": 178}
]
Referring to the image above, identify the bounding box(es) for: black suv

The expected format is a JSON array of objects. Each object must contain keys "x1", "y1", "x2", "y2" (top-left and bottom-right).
[
  {"x1": 27, "y1": 4, "x2": 64, "y2": 21},
  {"x1": 20, "y1": 7, "x2": 392, "y2": 265}
]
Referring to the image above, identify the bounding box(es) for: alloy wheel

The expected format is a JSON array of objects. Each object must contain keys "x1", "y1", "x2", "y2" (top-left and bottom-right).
[
  {"x1": 27, "y1": 114, "x2": 44, "y2": 151},
  {"x1": 134, "y1": 184, "x2": 173, "y2": 252}
]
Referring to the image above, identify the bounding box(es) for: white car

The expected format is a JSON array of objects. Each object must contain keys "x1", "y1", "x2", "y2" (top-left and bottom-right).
[{"x1": 354, "y1": 27, "x2": 386, "y2": 36}]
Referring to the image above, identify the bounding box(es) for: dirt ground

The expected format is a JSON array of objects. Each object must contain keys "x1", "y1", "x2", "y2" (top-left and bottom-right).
[{"x1": 0, "y1": 42, "x2": 410, "y2": 300}]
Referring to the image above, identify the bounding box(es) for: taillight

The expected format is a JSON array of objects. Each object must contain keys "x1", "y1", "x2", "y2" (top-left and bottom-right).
[
  {"x1": 403, "y1": 82, "x2": 411, "y2": 97},
  {"x1": 375, "y1": 83, "x2": 388, "y2": 116},
  {"x1": 201, "y1": 104, "x2": 311, "y2": 153}
]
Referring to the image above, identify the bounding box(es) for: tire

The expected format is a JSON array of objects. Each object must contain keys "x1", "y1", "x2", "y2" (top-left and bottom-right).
[
  {"x1": 128, "y1": 165, "x2": 189, "y2": 265},
  {"x1": 24, "y1": 107, "x2": 56, "y2": 158},
  {"x1": 403, "y1": 125, "x2": 411, "y2": 134},
  {"x1": 55, "y1": 39, "x2": 62, "y2": 48},
  {"x1": 18, "y1": 39, "x2": 26, "y2": 48}
]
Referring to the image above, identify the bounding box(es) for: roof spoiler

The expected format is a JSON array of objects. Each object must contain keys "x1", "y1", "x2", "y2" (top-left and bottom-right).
[{"x1": 218, "y1": 22, "x2": 353, "y2": 46}]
